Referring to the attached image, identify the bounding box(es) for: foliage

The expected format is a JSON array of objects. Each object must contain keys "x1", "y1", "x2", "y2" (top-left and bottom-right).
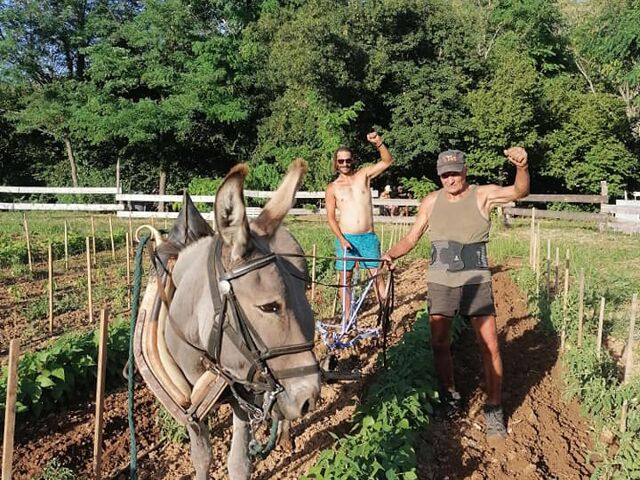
[
  {"x1": 0, "y1": 316, "x2": 130, "y2": 423},
  {"x1": 33, "y1": 458, "x2": 82, "y2": 480},
  {"x1": 400, "y1": 177, "x2": 438, "y2": 200},
  {"x1": 156, "y1": 406, "x2": 189, "y2": 444}
]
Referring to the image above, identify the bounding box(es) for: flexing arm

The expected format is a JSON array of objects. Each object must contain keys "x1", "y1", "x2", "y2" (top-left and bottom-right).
[
  {"x1": 325, "y1": 183, "x2": 352, "y2": 251},
  {"x1": 383, "y1": 191, "x2": 436, "y2": 263},
  {"x1": 480, "y1": 147, "x2": 530, "y2": 212},
  {"x1": 361, "y1": 131, "x2": 393, "y2": 180}
]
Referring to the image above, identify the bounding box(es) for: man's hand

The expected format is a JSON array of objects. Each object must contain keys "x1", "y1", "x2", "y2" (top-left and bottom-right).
[
  {"x1": 338, "y1": 238, "x2": 353, "y2": 253},
  {"x1": 367, "y1": 131, "x2": 383, "y2": 149},
  {"x1": 381, "y1": 253, "x2": 396, "y2": 271},
  {"x1": 504, "y1": 147, "x2": 528, "y2": 169}
]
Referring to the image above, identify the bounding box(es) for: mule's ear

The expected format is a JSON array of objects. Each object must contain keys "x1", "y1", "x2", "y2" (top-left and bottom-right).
[
  {"x1": 252, "y1": 158, "x2": 307, "y2": 237},
  {"x1": 215, "y1": 164, "x2": 251, "y2": 261}
]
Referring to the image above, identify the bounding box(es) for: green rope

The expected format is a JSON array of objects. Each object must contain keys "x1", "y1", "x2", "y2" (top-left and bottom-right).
[
  {"x1": 248, "y1": 417, "x2": 280, "y2": 459},
  {"x1": 128, "y1": 233, "x2": 151, "y2": 480}
]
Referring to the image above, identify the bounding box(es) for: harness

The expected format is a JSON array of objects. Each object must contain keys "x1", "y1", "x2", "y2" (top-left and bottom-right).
[
  {"x1": 201, "y1": 237, "x2": 319, "y2": 425},
  {"x1": 430, "y1": 240, "x2": 489, "y2": 272}
]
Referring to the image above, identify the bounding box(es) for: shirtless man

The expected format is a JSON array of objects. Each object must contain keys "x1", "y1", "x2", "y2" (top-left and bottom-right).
[
  {"x1": 382, "y1": 147, "x2": 529, "y2": 437},
  {"x1": 325, "y1": 132, "x2": 393, "y2": 314}
]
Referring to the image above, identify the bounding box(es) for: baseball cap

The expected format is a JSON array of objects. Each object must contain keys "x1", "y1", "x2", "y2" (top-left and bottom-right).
[{"x1": 437, "y1": 150, "x2": 465, "y2": 176}]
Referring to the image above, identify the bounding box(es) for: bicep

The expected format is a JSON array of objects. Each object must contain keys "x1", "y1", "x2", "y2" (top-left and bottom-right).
[
  {"x1": 363, "y1": 160, "x2": 390, "y2": 180},
  {"x1": 485, "y1": 185, "x2": 518, "y2": 208}
]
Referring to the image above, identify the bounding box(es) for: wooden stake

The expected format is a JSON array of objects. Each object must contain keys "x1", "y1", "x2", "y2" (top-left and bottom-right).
[
  {"x1": 48, "y1": 243, "x2": 54, "y2": 333},
  {"x1": 86, "y1": 237, "x2": 94, "y2": 323},
  {"x1": 331, "y1": 271, "x2": 340, "y2": 317},
  {"x1": 64, "y1": 220, "x2": 69, "y2": 270},
  {"x1": 577, "y1": 268, "x2": 585, "y2": 347},
  {"x1": 311, "y1": 244, "x2": 317, "y2": 304},
  {"x1": 91, "y1": 216, "x2": 97, "y2": 267},
  {"x1": 128, "y1": 217, "x2": 134, "y2": 255},
  {"x1": 108, "y1": 216, "x2": 115, "y2": 261},
  {"x1": 561, "y1": 250, "x2": 570, "y2": 351},
  {"x1": 554, "y1": 246, "x2": 559, "y2": 295},
  {"x1": 126, "y1": 232, "x2": 131, "y2": 310},
  {"x1": 380, "y1": 225, "x2": 385, "y2": 251},
  {"x1": 596, "y1": 297, "x2": 605, "y2": 359},
  {"x1": 620, "y1": 294, "x2": 637, "y2": 433},
  {"x1": 93, "y1": 309, "x2": 109, "y2": 480},
  {"x1": 529, "y1": 207, "x2": 535, "y2": 266},
  {"x1": 23, "y1": 212, "x2": 33, "y2": 273},
  {"x1": 2, "y1": 339, "x2": 20, "y2": 480}
]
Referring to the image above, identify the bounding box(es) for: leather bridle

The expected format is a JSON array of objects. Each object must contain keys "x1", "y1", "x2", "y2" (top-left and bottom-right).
[{"x1": 201, "y1": 236, "x2": 318, "y2": 424}]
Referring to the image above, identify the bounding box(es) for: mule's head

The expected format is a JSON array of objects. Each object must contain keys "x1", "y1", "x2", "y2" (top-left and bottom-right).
[{"x1": 214, "y1": 159, "x2": 320, "y2": 420}]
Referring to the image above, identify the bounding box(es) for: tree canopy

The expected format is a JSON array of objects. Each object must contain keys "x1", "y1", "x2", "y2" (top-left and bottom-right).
[{"x1": 1, "y1": 0, "x2": 638, "y2": 196}]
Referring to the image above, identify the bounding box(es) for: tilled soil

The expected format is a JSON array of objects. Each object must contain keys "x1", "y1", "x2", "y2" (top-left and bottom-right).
[{"x1": 3, "y1": 257, "x2": 596, "y2": 479}]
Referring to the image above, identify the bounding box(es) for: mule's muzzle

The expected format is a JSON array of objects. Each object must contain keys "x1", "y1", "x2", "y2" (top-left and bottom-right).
[{"x1": 276, "y1": 370, "x2": 321, "y2": 420}]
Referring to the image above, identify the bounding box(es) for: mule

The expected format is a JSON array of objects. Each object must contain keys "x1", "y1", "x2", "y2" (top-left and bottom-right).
[{"x1": 138, "y1": 159, "x2": 320, "y2": 480}]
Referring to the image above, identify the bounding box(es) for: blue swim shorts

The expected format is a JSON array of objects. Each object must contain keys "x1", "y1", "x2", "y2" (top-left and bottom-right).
[{"x1": 335, "y1": 232, "x2": 381, "y2": 271}]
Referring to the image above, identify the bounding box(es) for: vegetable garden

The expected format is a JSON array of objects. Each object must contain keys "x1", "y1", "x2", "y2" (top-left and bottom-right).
[{"x1": 0, "y1": 212, "x2": 638, "y2": 479}]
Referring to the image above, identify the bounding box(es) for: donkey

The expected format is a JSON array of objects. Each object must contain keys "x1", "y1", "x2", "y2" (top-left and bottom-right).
[{"x1": 148, "y1": 159, "x2": 320, "y2": 480}]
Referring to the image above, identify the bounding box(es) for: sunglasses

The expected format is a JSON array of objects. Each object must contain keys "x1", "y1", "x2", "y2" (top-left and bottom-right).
[{"x1": 337, "y1": 158, "x2": 353, "y2": 165}]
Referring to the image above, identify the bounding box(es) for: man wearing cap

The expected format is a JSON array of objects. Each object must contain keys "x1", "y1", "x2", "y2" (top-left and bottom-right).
[
  {"x1": 325, "y1": 132, "x2": 393, "y2": 313},
  {"x1": 382, "y1": 147, "x2": 529, "y2": 438}
]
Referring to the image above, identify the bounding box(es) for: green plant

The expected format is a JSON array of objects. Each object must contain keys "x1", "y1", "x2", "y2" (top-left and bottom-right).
[
  {"x1": 156, "y1": 405, "x2": 188, "y2": 444},
  {"x1": 33, "y1": 457, "x2": 81, "y2": 480}
]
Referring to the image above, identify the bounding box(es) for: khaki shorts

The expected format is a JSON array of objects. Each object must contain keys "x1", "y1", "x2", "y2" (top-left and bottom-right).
[{"x1": 427, "y1": 282, "x2": 496, "y2": 317}]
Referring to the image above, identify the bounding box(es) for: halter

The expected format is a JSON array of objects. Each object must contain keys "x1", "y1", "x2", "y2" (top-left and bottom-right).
[{"x1": 202, "y1": 236, "x2": 318, "y2": 425}]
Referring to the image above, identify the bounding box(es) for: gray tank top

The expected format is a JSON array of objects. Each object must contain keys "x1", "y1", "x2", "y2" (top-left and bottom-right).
[{"x1": 427, "y1": 185, "x2": 491, "y2": 286}]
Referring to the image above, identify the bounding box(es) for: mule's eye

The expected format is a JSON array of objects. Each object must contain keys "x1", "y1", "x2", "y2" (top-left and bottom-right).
[{"x1": 258, "y1": 302, "x2": 281, "y2": 314}]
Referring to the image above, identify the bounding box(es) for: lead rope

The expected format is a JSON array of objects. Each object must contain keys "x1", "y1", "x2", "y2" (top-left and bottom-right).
[
  {"x1": 248, "y1": 417, "x2": 280, "y2": 459},
  {"x1": 128, "y1": 233, "x2": 151, "y2": 479}
]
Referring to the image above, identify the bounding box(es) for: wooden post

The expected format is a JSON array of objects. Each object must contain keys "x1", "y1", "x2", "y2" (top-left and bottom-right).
[
  {"x1": 620, "y1": 293, "x2": 637, "y2": 433},
  {"x1": 534, "y1": 225, "x2": 540, "y2": 295},
  {"x1": 2, "y1": 339, "x2": 20, "y2": 480},
  {"x1": 23, "y1": 212, "x2": 33, "y2": 273},
  {"x1": 108, "y1": 216, "x2": 115, "y2": 261},
  {"x1": 596, "y1": 297, "x2": 605, "y2": 359},
  {"x1": 128, "y1": 217, "x2": 134, "y2": 255},
  {"x1": 577, "y1": 268, "x2": 585, "y2": 347},
  {"x1": 48, "y1": 243, "x2": 54, "y2": 333},
  {"x1": 561, "y1": 250, "x2": 570, "y2": 351},
  {"x1": 126, "y1": 232, "x2": 131, "y2": 310},
  {"x1": 554, "y1": 246, "x2": 559, "y2": 295},
  {"x1": 311, "y1": 244, "x2": 317, "y2": 304},
  {"x1": 86, "y1": 237, "x2": 94, "y2": 323},
  {"x1": 64, "y1": 220, "x2": 69, "y2": 270},
  {"x1": 380, "y1": 224, "x2": 385, "y2": 251},
  {"x1": 164, "y1": 218, "x2": 168, "y2": 230},
  {"x1": 529, "y1": 207, "x2": 535, "y2": 266},
  {"x1": 331, "y1": 271, "x2": 340, "y2": 317},
  {"x1": 91, "y1": 215, "x2": 97, "y2": 267},
  {"x1": 93, "y1": 309, "x2": 109, "y2": 480}
]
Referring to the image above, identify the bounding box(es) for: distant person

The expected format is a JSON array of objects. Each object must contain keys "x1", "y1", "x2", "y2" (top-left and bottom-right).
[
  {"x1": 396, "y1": 185, "x2": 411, "y2": 216},
  {"x1": 325, "y1": 132, "x2": 393, "y2": 313},
  {"x1": 380, "y1": 185, "x2": 392, "y2": 216},
  {"x1": 382, "y1": 147, "x2": 530, "y2": 438}
]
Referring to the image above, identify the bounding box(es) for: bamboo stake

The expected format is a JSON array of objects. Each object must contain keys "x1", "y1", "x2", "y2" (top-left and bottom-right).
[
  {"x1": 331, "y1": 271, "x2": 340, "y2": 317},
  {"x1": 620, "y1": 293, "x2": 637, "y2": 433},
  {"x1": 48, "y1": 243, "x2": 54, "y2": 333},
  {"x1": 64, "y1": 220, "x2": 69, "y2": 270},
  {"x1": 577, "y1": 268, "x2": 585, "y2": 347},
  {"x1": 561, "y1": 250, "x2": 570, "y2": 351},
  {"x1": 596, "y1": 297, "x2": 605, "y2": 359},
  {"x1": 534, "y1": 226, "x2": 540, "y2": 295},
  {"x1": 311, "y1": 244, "x2": 317, "y2": 304},
  {"x1": 1, "y1": 339, "x2": 19, "y2": 480},
  {"x1": 108, "y1": 216, "x2": 115, "y2": 261},
  {"x1": 93, "y1": 309, "x2": 109, "y2": 480},
  {"x1": 126, "y1": 233, "x2": 131, "y2": 310},
  {"x1": 91, "y1": 216, "x2": 97, "y2": 267},
  {"x1": 380, "y1": 225, "x2": 385, "y2": 251},
  {"x1": 529, "y1": 207, "x2": 535, "y2": 266},
  {"x1": 164, "y1": 218, "x2": 168, "y2": 230},
  {"x1": 86, "y1": 237, "x2": 94, "y2": 323},
  {"x1": 23, "y1": 212, "x2": 33, "y2": 273}
]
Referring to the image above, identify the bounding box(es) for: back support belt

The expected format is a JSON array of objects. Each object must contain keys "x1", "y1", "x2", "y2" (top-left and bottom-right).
[{"x1": 430, "y1": 241, "x2": 488, "y2": 272}]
